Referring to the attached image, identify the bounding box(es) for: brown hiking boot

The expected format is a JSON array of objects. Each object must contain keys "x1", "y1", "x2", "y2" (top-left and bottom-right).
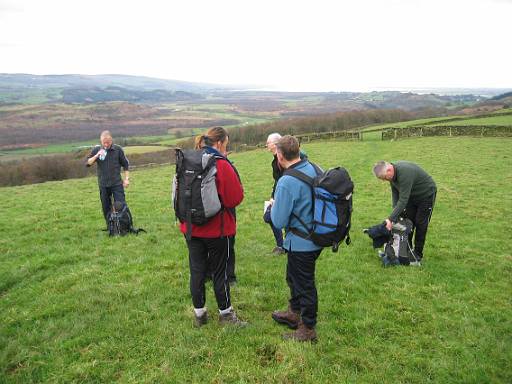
[
  {"x1": 194, "y1": 312, "x2": 208, "y2": 328},
  {"x1": 271, "y1": 306, "x2": 300, "y2": 329},
  {"x1": 282, "y1": 321, "x2": 317, "y2": 342},
  {"x1": 218, "y1": 310, "x2": 248, "y2": 327}
]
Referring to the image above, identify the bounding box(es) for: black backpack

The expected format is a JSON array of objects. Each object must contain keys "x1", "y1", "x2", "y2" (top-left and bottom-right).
[
  {"x1": 384, "y1": 217, "x2": 419, "y2": 265},
  {"x1": 285, "y1": 163, "x2": 354, "y2": 252},
  {"x1": 108, "y1": 203, "x2": 144, "y2": 236},
  {"x1": 172, "y1": 148, "x2": 223, "y2": 240}
]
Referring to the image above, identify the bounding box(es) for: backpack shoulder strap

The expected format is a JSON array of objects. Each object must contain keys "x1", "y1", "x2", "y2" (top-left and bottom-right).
[
  {"x1": 310, "y1": 162, "x2": 323, "y2": 176},
  {"x1": 283, "y1": 165, "x2": 317, "y2": 237},
  {"x1": 284, "y1": 168, "x2": 314, "y2": 186},
  {"x1": 214, "y1": 154, "x2": 241, "y2": 183}
]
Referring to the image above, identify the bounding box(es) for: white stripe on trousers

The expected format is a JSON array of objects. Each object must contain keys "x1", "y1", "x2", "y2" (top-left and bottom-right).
[{"x1": 224, "y1": 236, "x2": 230, "y2": 308}]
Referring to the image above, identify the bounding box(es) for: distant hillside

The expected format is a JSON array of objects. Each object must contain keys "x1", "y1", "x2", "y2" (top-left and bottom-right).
[
  {"x1": 455, "y1": 91, "x2": 512, "y2": 114},
  {"x1": 0, "y1": 73, "x2": 231, "y2": 91},
  {"x1": 61, "y1": 87, "x2": 203, "y2": 104},
  {"x1": 491, "y1": 91, "x2": 512, "y2": 101},
  {"x1": 0, "y1": 74, "x2": 232, "y2": 104}
]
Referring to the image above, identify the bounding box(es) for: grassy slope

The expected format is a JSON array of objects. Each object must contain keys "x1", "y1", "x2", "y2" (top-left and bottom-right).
[
  {"x1": 435, "y1": 115, "x2": 512, "y2": 126},
  {"x1": 1, "y1": 137, "x2": 511, "y2": 383},
  {"x1": 363, "y1": 108, "x2": 512, "y2": 131},
  {"x1": 123, "y1": 146, "x2": 170, "y2": 155}
]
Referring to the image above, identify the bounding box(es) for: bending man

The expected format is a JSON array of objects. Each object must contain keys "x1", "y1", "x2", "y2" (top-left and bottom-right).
[{"x1": 373, "y1": 160, "x2": 437, "y2": 261}]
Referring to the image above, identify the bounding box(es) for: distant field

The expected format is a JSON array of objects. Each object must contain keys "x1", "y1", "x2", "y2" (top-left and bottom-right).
[
  {"x1": 435, "y1": 114, "x2": 512, "y2": 126},
  {"x1": 123, "y1": 146, "x2": 170, "y2": 154},
  {"x1": 362, "y1": 116, "x2": 465, "y2": 131},
  {"x1": 1, "y1": 137, "x2": 510, "y2": 383},
  {"x1": 0, "y1": 135, "x2": 181, "y2": 161},
  {"x1": 363, "y1": 108, "x2": 512, "y2": 132},
  {"x1": 0, "y1": 141, "x2": 96, "y2": 156}
]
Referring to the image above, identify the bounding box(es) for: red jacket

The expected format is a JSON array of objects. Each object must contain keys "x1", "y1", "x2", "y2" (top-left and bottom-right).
[{"x1": 179, "y1": 158, "x2": 243, "y2": 238}]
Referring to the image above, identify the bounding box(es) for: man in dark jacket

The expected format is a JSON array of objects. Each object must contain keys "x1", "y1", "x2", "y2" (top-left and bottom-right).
[
  {"x1": 265, "y1": 133, "x2": 286, "y2": 255},
  {"x1": 373, "y1": 160, "x2": 437, "y2": 260},
  {"x1": 86, "y1": 131, "x2": 130, "y2": 226},
  {"x1": 265, "y1": 133, "x2": 308, "y2": 255}
]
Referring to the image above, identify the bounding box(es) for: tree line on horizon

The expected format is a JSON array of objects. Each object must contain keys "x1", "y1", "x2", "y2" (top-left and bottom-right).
[
  {"x1": 0, "y1": 108, "x2": 427, "y2": 187},
  {"x1": 178, "y1": 109, "x2": 414, "y2": 148}
]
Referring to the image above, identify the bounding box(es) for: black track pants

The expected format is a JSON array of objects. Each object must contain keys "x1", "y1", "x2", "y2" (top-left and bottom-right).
[
  {"x1": 226, "y1": 235, "x2": 236, "y2": 281},
  {"x1": 186, "y1": 236, "x2": 231, "y2": 310}
]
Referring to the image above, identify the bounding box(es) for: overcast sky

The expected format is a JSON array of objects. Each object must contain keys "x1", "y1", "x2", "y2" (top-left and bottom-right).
[{"x1": 0, "y1": 0, "x2": 511, "y2": 91}]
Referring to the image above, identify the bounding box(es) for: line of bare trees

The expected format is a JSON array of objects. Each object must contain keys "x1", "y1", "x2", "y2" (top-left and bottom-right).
[{"x1": 177, "y1": 109, "x2": 413, "y2": 148}]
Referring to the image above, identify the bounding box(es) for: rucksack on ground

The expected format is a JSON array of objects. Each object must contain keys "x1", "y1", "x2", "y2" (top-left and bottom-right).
[
  {"x1": 382, "y1": 217, "x2": 419, "y2": 266},
  {"x1": 285, "y1": 163, "x2": 354, "y2": 252},
  {"x1": 172, "y1": 148, "x2": 222, "y2": 240},
  {"x1": 108, "y1": 201, "x2": 145, "y2": 237}
]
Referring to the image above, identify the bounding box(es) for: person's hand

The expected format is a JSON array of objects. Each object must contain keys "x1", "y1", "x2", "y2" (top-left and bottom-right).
[
  {"x1": 123, "y1": 178, "x2": 130, "y2": 188},
  {"x1": 385, "y1": 219, "x2": 393, "y2": 231},
  {"x1": 98, "y1": 149, "x2": 106, "y2": 157}
]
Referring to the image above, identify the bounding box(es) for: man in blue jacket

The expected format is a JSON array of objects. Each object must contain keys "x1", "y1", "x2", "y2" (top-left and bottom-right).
[{"x1": 270, "y1": 135, "x2": 321, "y2": 342}]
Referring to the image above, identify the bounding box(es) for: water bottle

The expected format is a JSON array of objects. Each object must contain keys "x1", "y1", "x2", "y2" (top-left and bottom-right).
[{"x1": 99, "y1": 148, "x2": 107, "y2": 161}]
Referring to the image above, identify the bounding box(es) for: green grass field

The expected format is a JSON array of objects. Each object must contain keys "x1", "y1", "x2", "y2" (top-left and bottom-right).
[
  {"x1": 1, "y1": 137, "x2": 511, "y2": 383},
  {"x1": 123, "y1": 146, "x2": 170, "y2": 155},
  {"x1": 363, "y1": 109, "x2": 512, "y2": 132},
  {"x1": 435, "y1": 115, "x2": 512, "y2": 126}
]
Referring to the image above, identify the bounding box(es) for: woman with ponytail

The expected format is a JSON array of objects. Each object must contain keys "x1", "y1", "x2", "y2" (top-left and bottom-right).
[{"x1": 181, "y1": 126, "x2": 246, "y2": 327}]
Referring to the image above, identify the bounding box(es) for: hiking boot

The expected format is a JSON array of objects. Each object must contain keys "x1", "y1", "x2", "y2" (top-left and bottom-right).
[
  {"x1": 194, "y1": 312, "x2": 208, "y2": 328},
  {"x1": 271, "y1": 306, "x2": 300, "y2": 329},
  {"x1": 282, "y1": 321, "x2": 317, "y2": 342},
  {"x1": 272, "y1": 246, "x2": 286, "y2": 255},
  {"x1": 219, "y1": 310, "x2": 248, "y2": 327}
]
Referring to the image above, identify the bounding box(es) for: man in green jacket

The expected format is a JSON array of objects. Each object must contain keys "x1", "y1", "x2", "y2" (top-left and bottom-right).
[{"x1": 373, "y1": 161, "x2": 437, "y2": 261}]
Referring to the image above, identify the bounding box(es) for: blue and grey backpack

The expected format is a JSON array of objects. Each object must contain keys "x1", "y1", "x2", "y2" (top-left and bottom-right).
[
  {"x1": 172, "y1": 148, "x2": 223, "y2": 240},
  {"x1": 285, "y1": 163, "x2": 354, "y2": 252}
]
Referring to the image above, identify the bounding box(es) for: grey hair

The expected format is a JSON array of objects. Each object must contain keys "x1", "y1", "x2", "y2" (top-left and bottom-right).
[
  {"x1": 100, "y1": 130, "x2": 112, "y2": 139},
  {"x1": 373, "y1": 161, "x2": 390, "y2": 178},
  {"x1": 266, "y1": 133, "x2": 282, "y2": 144}
]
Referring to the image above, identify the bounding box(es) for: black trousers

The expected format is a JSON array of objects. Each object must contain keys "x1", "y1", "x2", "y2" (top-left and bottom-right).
[
  {"x1": 99, "y1": 184, "x2": 126, "y2": 224},
  {"x1": 226, "y1": 236, "x2": 236, "y2": 281},
  {"x1": 286, "y1": 249, "x2": 322, "y2": 329},
  {"x1": 186, "y1": 236, "x2": 232, "y2": 311},
  {"x1": 404, "y1": 191, "x2": 436, "y2": 259}
]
